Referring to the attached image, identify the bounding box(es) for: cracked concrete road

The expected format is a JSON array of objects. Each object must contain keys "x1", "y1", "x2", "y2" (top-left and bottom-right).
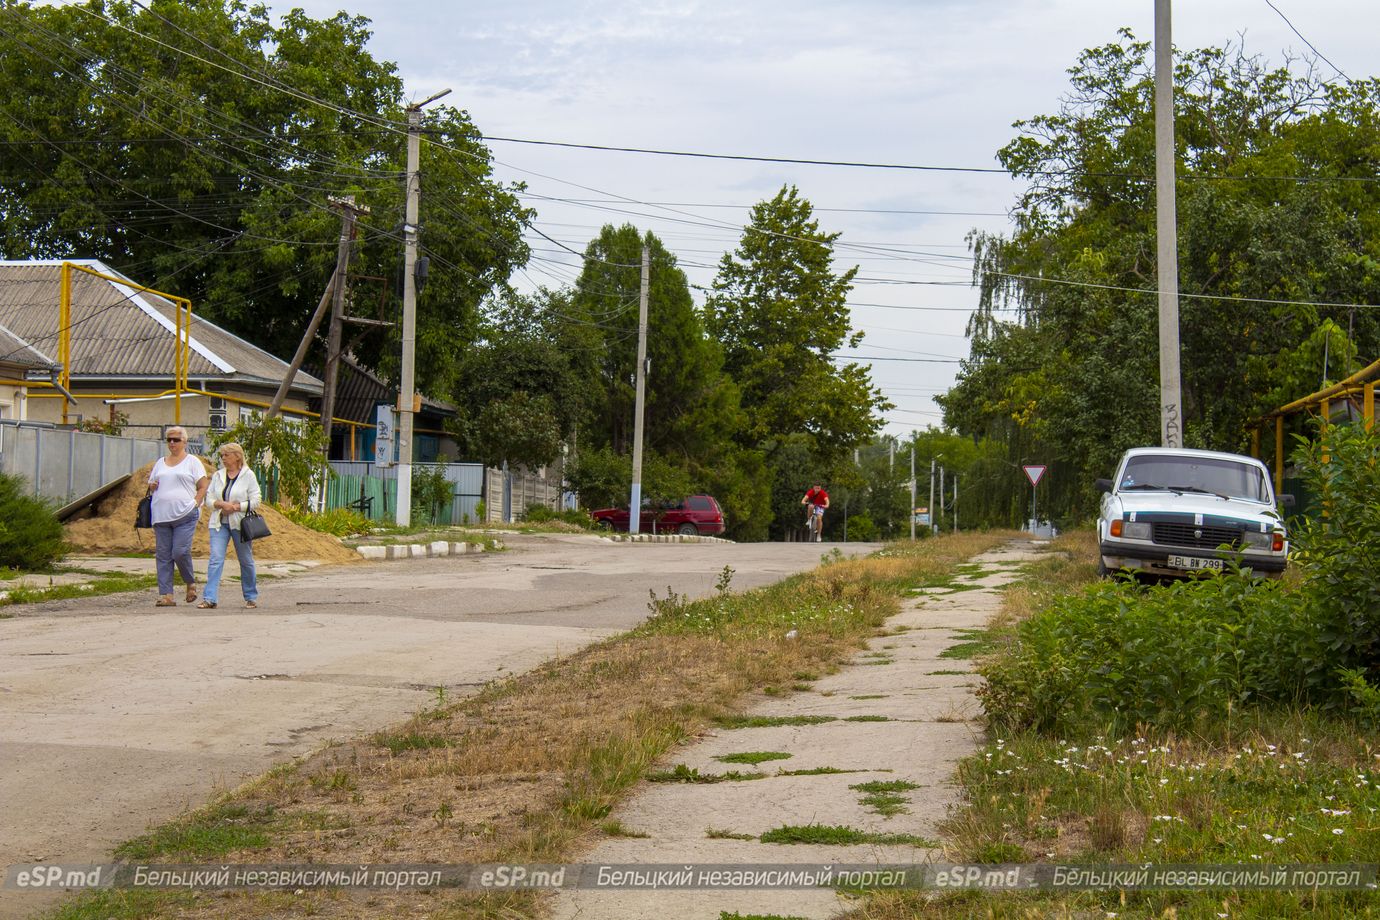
[
  {"x1": 550, "y1": 540, "x2": 1044, "y2": 920},
  {"x1": 0, "y1": 533, "x2": 874, "y2": 919}
]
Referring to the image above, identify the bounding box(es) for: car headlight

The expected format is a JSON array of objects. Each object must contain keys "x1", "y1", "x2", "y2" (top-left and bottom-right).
[
  {"x1": 1110, "y1": 520, "x2": 1151, "y2": 540},
  {"x1": 1241, "y1": 530, "x2": 1279, "y2": 551}
]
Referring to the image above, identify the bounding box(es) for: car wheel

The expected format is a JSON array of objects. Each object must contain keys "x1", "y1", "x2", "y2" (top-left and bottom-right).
[
  {"x1": 1097, "y1": 556, "x2": 1110, "y2": 578},
  {"x1": 678, "y1": 523, "x2": 698, "y2": 536},
  {"x1": 594, "y1": 519, "x2": 612, "y2": 532}
]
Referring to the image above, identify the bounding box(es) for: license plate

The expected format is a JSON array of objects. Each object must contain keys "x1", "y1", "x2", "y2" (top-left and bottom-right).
[{"x1": 1167, "y1": 555, "x2": 1223, "y2": 572}]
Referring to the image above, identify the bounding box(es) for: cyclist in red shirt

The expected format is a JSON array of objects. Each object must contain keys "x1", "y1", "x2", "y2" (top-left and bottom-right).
[{"x1": 801, "y1": 482, "x2": 829, "y2": 543}]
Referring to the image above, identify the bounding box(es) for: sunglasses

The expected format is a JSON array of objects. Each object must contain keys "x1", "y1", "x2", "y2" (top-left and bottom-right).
[{"x1": 166, "y1": 437, "x2": 184, "y2": 443}]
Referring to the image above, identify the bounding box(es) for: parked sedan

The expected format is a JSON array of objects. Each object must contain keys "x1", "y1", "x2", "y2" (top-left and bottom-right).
[
  {"x1": 1097, "y1": 447, "x2": 1291, "y2": 579},
  {"x1": 590, "y1": 494, "x2": 726, "y2": 536}
]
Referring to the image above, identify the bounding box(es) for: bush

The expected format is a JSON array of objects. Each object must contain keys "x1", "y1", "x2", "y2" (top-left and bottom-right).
[
  {"x1": 209, "y1": 414, "x2": 329, "y2": 509},
  {"x1": 523, "y1": 503, "x2": 594, "y2": 529},
  {"x1": 411, "y1": 464, "x2": 453, "y2": 525},
  {"x1": 0, "y1": 472, "x2": 65, "y2": 569},
  {"x1": 979, "y1": 571, "x2": 1316, "y2": 734},
  {"x1": 277, "y1": 506, "x2": 372, "y2": 538}
]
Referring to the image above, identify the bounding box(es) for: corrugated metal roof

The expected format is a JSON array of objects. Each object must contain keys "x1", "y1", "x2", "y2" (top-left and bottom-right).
[
  {"x1": 0, "y1": 319, "x2": 56, "y2": 371},
  {"x1": 0, "y1": 260, "x2": 322, "y2": 394}
]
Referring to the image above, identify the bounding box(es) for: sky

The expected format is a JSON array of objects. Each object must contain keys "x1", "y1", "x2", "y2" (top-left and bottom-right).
[{"x1": 279, "y1": 0, "x2": 1375, "y2": 439}]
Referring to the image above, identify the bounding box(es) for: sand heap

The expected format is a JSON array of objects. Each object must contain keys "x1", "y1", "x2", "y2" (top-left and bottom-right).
[{"x1": 64, "y1": 459, "x2": 361, "y2": 564}]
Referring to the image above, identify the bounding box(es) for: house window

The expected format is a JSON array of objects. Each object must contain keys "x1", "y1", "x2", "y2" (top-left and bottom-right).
[{"x1": 240, "y1": 403, "x2": 256, "y2": 422}]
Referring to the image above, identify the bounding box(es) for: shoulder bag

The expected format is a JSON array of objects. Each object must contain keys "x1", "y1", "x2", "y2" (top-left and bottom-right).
[
  {"x1": 135, "y1": 489, "x2": 153, "y2": 529},
  {"x1": 238, "y1": 498, "x2": 272, "y2": 543}
]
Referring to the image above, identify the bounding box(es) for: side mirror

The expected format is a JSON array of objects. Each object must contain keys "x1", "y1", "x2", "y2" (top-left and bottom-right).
[
  {"x1": 1095, "y1": 478, "x2": 1113, "y2": 494},
  {"x1": 1279, "y1": 493, "x2": 1296, "y2": 509}
]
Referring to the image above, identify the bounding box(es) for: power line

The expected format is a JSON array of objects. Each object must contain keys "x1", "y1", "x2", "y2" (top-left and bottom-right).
[{"x1": 1264, "y1": 0, "x2": 1352, "y2": 83}]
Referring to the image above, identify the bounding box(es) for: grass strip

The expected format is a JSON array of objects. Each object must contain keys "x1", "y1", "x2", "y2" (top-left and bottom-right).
[
  {"x1": 758, "y1": 823, "x2": 936, "y2": 847},
  {"x1": 47, "y1": 530, "x2": 1012, "y2": 919},
  {"x1": 0, "y1": 571, "x2": 158, "y2": 608}
]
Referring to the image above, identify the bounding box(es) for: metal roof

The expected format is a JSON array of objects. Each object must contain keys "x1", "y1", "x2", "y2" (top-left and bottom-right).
[{"x1": 0, "y1": 260, "x2": 322, "y2": 394}]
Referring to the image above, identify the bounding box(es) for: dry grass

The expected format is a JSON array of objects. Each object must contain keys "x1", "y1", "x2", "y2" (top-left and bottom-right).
[{"x1": 51, "y1": 531, "x2": 1016, "y2": 920}]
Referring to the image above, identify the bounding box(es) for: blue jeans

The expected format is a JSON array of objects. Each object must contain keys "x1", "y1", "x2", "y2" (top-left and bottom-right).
[
  {"x1": 154, "y1": 508, "x2": 199, "y2": 595},
  {"x1": 204, "y1": 525, "x2": 258, "y2": 604}
]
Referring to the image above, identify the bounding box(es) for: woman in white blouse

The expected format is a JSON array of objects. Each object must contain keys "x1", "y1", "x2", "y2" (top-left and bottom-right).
[
  {"x1": 149, "y1": 425, "x2": 209, "y2": 607},
  {"x1": 198, "y1": 441, "x2": 262, "y2": 609}
]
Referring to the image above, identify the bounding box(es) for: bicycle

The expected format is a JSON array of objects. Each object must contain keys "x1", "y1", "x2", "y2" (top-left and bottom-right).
[{"x1": 805, "y1": 504, "x2": 825, "y2": 542}]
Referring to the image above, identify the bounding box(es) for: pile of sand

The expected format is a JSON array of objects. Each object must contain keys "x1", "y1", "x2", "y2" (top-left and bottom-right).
[{"x1": 64, "y1": 459, "x2": 361, "y2": 564}]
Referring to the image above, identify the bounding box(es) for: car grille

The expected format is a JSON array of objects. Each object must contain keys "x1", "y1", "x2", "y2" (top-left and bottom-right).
[{"x1": 1151, "y1": 522, "x2": 1243, "y2": 550}]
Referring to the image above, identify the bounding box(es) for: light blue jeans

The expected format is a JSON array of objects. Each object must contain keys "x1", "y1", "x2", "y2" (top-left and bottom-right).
[{"x1": 203, "y1": 525, "x2": 258, "y2": 605}]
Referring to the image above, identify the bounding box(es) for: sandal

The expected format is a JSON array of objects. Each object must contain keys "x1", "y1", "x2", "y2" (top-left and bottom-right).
[
  {"x1": 155, "y1": 597, "x2": 176, "y2": 607},
  {"x1": 196, "y1": 601, "x2": 217, "y2": 609},
  {"x1": 185, "y1": 584, "x2": 197, "y2": 603},
  {"x1": 244, "y1": 600, "x2": 257, "y2": 609}
]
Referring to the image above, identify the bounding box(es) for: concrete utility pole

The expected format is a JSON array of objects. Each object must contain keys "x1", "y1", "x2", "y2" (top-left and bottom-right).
[
  {"x1": 928, "y1": 458, "x2": 936, "y2": 537},
  {"x1": 953, "y1": 474, "x2": 958, "y2": 534},
  {"x1": 1154, "y1": 0, "x2": 1183, "y2": 448},
  {"x1": 267, "y1": 201, "x2": 358, "y2": 421},
  {"x1": 320, "y1": 196, "x2": 368, "y2": 457},
  {"x1": 396, "y1": 88, "x2": 450, "y2": 527},
  {"x1": 628, "y1": 244, "x2": 651, "y2": 535},
  {"x1": 938, "y1": 465, "x2": 945, "y2": 532},
  {"x1": 909, "y1": 447, "x2": 916, "y2": 540}
]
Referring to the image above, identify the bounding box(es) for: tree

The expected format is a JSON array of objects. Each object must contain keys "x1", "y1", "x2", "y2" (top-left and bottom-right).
[
  {"x1": 706, "y1": 186, "x2": 888, "y2": 537},
  {"x1": 566, "y1": 224, "x2": 773, "y2": 539},
  {"x1": 944, "y1": 31, "x2": 1380, "y2": 524},
  {"x1": 0, "y1": 0, "x2": 531, "y2": 400},
  {"x1": 707, "y1": 186, "x2": 888, "y2": 463}
]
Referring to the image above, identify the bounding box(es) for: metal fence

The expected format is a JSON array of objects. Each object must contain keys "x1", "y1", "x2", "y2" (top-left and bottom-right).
[
  {"x1": 327, "y1": 461, "x2": 485, "y2": 524},
  {"x1": 0, "y1": 420, "x2": 163, "y2": 502}
]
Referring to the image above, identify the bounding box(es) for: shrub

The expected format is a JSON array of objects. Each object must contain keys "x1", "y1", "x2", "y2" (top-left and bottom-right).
[
  {"x1": 209, "y1": 414, "x2": 330, "y2": 508},
  {"x1": 277, "y1": 506, "x2": 372, "y2": 537},
  {"x1": 411, "y1": 464, "x2": 453, "y2": 525},
  {"x1": 0, "y1": 472, "x2": 65, "y2": 569},
  {"x1": 979, "y1": 571, "x2": 1316, "y2": 734},
  {"x1": 523, "y1": 503, "x2": 593, "y2": 529}
]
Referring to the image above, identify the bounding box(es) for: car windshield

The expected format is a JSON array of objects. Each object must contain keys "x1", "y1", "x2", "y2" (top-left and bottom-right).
[{"x1": 1118, "y1": 456, "x2": 1269, "y2": 502}]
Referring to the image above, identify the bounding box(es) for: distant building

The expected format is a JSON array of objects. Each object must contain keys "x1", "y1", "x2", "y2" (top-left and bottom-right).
[
  {"x1": 309, "y1": 353, "x2": 458, "y2": 462},
  {"x1": 0, "y1": 260, "x2": 322, "y2": 446},
  {"x1": 0, "y1": 320, "x2": 57, "y2": 421}
]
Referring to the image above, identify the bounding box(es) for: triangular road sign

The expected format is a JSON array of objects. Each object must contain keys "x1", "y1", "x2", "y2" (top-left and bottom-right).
[{"x1": 1023, "y1": 464, "x2": 1047, "y2": 487}]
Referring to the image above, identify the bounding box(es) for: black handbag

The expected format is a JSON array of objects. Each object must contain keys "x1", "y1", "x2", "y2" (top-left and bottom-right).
[
  {"x1": 135, "y1": 491, "x2": 153, "y2": 529},
  {"x1": 238, "y1": 498, "x2": 272, "y2": 543}
]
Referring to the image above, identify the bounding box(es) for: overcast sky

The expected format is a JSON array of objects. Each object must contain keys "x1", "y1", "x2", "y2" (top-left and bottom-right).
[{"x1": 281, "y1": 0, "x2": 1374, "y2": 438}]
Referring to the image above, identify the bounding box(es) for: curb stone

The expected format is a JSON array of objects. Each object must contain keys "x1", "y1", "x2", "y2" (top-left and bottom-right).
[{"x1": 356, "y1": 539, "x2": 500, "y2": 561}]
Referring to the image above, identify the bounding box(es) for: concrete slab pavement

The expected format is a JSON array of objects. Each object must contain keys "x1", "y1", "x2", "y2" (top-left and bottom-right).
[{"x1": 550, "y1": 540, "x2": 1047, "y2": 920}]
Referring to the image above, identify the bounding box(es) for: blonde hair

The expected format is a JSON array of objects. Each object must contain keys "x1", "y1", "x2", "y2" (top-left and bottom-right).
[{"x1": 217, "y1": 442, "x2": 246, "y2": 466}]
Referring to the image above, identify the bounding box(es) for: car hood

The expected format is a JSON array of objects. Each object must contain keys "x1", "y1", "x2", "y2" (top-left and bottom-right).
[{"x1": 1113, "y1": 490, "x2": 1279, "y2": 526}]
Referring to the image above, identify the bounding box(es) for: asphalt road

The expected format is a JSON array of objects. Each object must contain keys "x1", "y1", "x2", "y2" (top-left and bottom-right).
[{"x1": 0, "y1": 533, "x2": 874, "y2": 918}]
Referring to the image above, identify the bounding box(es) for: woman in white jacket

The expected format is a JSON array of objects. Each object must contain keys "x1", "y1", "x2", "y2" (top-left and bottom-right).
[{"x1": 197, "y1": 441, "x2": 262, "y2": 609}]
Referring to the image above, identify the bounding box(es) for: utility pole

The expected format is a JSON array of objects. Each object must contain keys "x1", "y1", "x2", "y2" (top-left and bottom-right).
[
  {"x1": 909, "y1": 448, "x2": 916, "y2": 540},
  {"x1": 928, "y1": 458, "x2": 936, "y2": 537},
  {"x1": 938, "y1": 465, "x2": 945, "y2": 532},
  {"x1": 628, "y1": 244, "x2": 650, "y2": 534},
  {"x1": 1154, "y1": 0, "x2": 1183, "y2": 448},
  {"x1": 267, "y1": 202, "x2": 358, "y2": 421},
  {"x1": 396, "y1": 88, "x2": 451, "y2": 527},
  {"x1": 953, "y1": 474, "x2": 958, "y2": 534},
  {"x1": 320, "y1": 195, "x2": 368, "y2": 459}
]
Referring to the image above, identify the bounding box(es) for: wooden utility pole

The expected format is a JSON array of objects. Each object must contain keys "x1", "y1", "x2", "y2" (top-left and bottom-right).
[
  {"x1": 320, "y1": 195, "x2": 369, "y2": 456},
  {"x1": 267, "y1": 202, "x2": 358, "y2": 420}
]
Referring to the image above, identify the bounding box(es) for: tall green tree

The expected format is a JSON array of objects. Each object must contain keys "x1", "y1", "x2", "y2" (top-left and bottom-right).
[
  {"x1": 567, "y1": 224, "x2": 771, "y2": 539},
  {"x1": 707, "y1": 186, "x2": 888, "y2": 464},
  {"x1": 0, "y1": 0, "x2": 530, "y2": 399},
  {"x1": 944, "y1": 32, "x2": 1380, "y2": 524}
]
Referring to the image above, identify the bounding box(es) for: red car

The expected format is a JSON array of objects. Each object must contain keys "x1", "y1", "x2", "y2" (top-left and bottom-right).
[{"x1": 590, "y1": 494, "x2": 726, "y2": 536}]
